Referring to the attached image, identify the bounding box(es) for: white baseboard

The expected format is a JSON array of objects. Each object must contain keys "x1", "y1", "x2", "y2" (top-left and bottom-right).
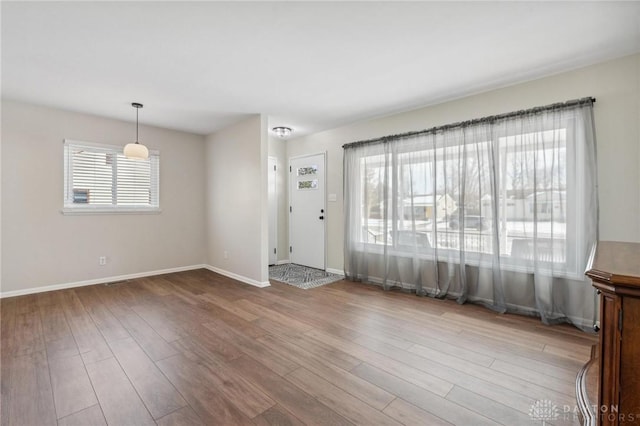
[
  {"x1": 276, "y1": 259, "x2": 290, "y2": 265},
  {"x1": 0, "y1": 263, "x2": 276, "y2": 299},
  {"x1": 326, "y1": 267, "x2": 345, "y2": 276},
  {"x1": 204, "y1": 265, "x2": 270, "y2": 288},
  {"x1": 0, "y1": 264, "x2": 208, "y2": 298}
]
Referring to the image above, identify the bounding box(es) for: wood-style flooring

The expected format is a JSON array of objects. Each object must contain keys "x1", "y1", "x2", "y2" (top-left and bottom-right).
[{"x1": 0, "y1": 269, "x2": 597, "y2": 425}]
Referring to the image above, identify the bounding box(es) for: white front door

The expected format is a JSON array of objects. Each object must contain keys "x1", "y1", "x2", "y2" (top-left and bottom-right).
[
  {"x1": 268, "y1": 157, "x2": 278, "y2": 265},
  {"x1": 289, "y1": 153, "x2": 326, "y2": 270}
]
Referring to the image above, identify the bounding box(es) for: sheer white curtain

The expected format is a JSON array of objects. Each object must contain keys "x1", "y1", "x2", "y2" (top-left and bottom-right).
[{"x1": 343, "y1": 99, "x2": 598, "y2": 329}]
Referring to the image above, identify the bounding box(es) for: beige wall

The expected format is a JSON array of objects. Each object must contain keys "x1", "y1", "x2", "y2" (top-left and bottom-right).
[
  {"x1": 2, "y1": 54, "x2": 637, "y2": 293},
  {"x1": 288, "y1": 53, "x2": 640, "y2": 272},
  {"x1": 205, "y1": 115, "x2": 269, "y2": 286},
  {"x1": 1, "y1": 100, "x2": 207, "y2": 294}
]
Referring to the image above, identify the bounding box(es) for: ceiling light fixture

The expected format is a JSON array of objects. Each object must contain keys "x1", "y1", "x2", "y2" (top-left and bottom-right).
[
  {"x1": 272, "y1": 126, "x2": 292, "y2": 138},
  {"x1": 123, "y1": 102, "x2": 149, "y2": 160}
]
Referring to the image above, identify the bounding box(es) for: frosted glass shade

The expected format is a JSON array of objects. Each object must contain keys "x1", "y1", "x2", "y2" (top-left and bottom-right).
[{"x1": 123, "y1": 142, "x2": 149, "y2": 160}]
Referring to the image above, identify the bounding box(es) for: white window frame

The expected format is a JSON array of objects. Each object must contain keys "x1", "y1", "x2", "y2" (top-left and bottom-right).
[{"x1": 62, "y1": 139, "x2": 161, "y2": 215}]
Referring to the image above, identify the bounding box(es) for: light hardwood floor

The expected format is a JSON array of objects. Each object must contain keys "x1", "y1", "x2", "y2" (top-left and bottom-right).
[{"x1": 0, "y1": 269, "x2": 596, "y2": 425}]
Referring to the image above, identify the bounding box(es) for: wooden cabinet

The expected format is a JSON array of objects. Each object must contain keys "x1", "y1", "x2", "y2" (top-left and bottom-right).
[{"x1": 582, "y1": 241, "x2": 640, "y2": 425}]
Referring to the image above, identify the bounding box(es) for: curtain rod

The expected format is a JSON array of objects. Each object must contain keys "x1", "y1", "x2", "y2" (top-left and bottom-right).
[{"x1": 342, "y1": 96, "x2": 596, "y2": 149}]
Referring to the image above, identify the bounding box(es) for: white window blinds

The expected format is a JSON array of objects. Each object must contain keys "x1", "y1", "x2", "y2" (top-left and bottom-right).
[{"x1": 63, "y1": 139, "x2": 160, "y2": 213}]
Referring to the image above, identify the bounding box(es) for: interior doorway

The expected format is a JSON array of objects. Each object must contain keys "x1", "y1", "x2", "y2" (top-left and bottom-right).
[{"x1": 268, "y1": 156, "x2": 278, "y2": 266}]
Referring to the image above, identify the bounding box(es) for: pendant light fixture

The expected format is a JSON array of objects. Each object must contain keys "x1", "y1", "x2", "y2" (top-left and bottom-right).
[{"x1": 123, "y1": 102, "x2": 149, "y2": 160}]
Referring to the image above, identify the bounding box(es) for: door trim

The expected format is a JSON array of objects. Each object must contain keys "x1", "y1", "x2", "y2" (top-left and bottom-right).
[
  {"x1": 268, "y1": 156, "x2": 278, "y2": 266},
  {"x1": 288, "y1": 152, "x2": 327, "y2": 270}
]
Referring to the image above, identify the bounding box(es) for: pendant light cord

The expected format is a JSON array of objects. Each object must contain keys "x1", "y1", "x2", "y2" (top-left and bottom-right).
[{"x1": 131, "y1": 102, "x2": 143, "y2": 145}]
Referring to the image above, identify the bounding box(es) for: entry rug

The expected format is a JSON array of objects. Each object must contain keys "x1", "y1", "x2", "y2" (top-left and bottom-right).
[{"x1": 269, "y1": 263, "x2": 343, "y2": 290}]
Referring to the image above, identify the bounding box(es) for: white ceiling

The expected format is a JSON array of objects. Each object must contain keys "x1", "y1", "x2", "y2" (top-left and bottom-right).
[{"x1": 2, "y1": 1, "x2": 639, "y2": 137}]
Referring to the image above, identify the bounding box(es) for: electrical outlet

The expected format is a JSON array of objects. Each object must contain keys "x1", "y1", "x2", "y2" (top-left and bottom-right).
[
  {"x1": 223, "y1": 251, "x2": 228, "y2": 259},
  {"x1": 99, "y1": 256, "x2": 107, "y2": 266}
]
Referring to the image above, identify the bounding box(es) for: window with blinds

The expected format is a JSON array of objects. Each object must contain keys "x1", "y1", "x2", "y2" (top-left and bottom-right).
[{"x1": 63, "y1": 139, "x2": 160, "y2": 213}]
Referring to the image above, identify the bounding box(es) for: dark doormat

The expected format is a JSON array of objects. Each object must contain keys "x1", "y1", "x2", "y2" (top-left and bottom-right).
[{"x1": 269, "y1": 263, "x2": 343, "y2": 290}]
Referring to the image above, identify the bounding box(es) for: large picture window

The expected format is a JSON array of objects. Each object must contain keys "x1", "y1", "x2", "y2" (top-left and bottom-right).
[
  {"x1": 358, "y1": 129, "x2": 573, "y2": 269},
  {"x1": 343, "y1": 98, "x2": 598, "y2": 329},
  {"x1": 63, "y1": 139, "x2": 160, "y2": 213}
]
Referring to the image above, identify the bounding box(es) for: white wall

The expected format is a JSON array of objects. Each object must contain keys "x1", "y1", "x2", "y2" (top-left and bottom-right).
[
  {"x1": 268, "y1": 134, "x2": 289, "y2": 263},
  {"x1": 288, "y1": 53, "x2": 640, "y2": 272},
  {"x1": 205, "y1": 115, "x2": 269, "y2": 286},
  {"x1": 1, "y1": 100, "x2": 207, "y2": 294},
  {"x1": 1, "y1": 100, "x2": 3, "y2": 295}
]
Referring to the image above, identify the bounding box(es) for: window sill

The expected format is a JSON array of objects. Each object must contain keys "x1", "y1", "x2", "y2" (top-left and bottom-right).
[{"x1": 61, "y1": 207, "x2": 162, "y2": 215}]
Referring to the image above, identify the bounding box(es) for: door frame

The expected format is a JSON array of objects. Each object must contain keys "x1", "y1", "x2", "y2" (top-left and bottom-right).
[
  {"x1": 288, "y1": 152, "x2": 327, "y2": 270},
  {"x1": 268, "y1": 156, "x2": 278, "y2": 266}
]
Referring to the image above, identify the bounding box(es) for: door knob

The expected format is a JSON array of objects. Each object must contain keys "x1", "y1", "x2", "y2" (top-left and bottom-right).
[{"x1": 319, "y1": 216, "x2": 324, "y2": 220}]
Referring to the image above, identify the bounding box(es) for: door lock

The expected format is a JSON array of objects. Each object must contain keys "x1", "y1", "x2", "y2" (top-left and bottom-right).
[{"x1": 319, "y1": 216, "x2": 324, "y2": 220}]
